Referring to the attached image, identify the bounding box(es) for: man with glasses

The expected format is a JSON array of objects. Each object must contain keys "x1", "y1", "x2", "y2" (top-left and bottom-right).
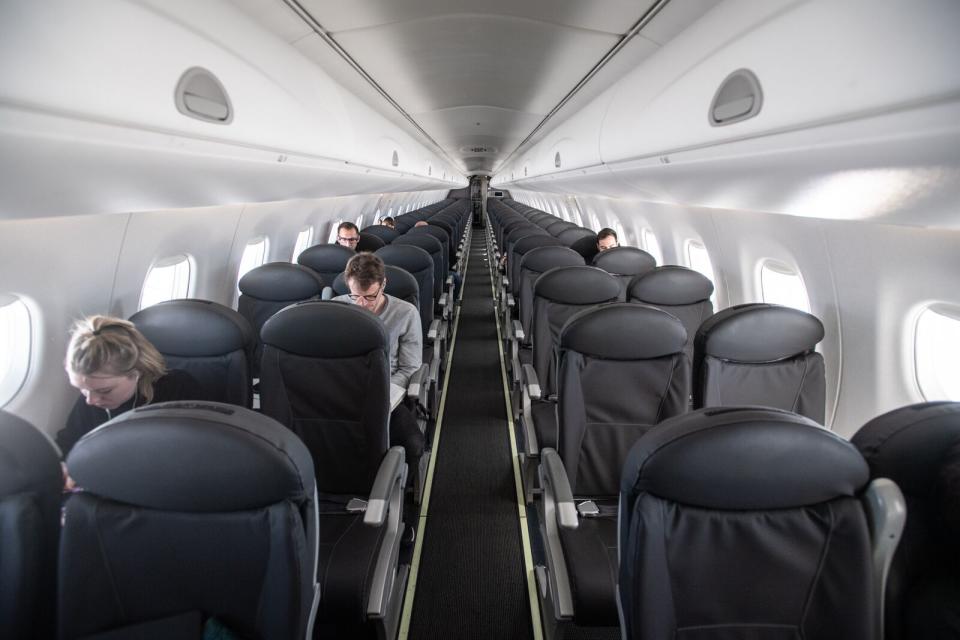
[
  {"x1": 335, "y1": 221, "x2": 361, "y2": 250},
  {"x1": 335, "y1": 253, "x2": 424, "y2": 471}
]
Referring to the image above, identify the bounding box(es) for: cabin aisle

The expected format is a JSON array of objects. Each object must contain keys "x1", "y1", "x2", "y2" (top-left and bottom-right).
[{"x1": 405, "y1": 232, "x2": 533, "y2": 639}]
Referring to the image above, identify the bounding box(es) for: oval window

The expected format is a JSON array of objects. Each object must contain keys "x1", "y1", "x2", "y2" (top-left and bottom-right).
[
  {"x1": 140, "y1": 255, "x2": 192, "y2": 310},
  {"x1": 760, "y1": 260, "x2": 810, "y2": 313},
  {"x1": 0, "y1": 295, "x2": 32, "y2": 407},
  {"x1": 642, "y1": 228, "x2": 663, "y2": 265},
  {"x1": 236, "y1": 238, "x2": 268, "y2": 296},
  {"x1": 292, "y1": 227, "x2": 314, "y2": 262},
  {"x1": 915, "y1": 305, "x2": 960, "y2": 401},
  {"x1": 686, "y1": 240, "x2": 717, "y2": 305}
]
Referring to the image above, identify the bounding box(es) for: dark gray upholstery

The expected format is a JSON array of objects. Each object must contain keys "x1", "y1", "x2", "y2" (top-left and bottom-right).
[
  {"x1": 592, "y1": 247, "x2": 656, "y2": 299},
  {"x1": 693, "y1": 303, "x2": 826, "y2": 423},
  {"x1": 130, "y1": 299, "x2": 254, "y2": 408},
  {"x1": 59, "y1": 402, "x2": 317, "y2": 640},
  {"x1": 297, "y1": 243, "x2": 355, "y2": 285},
  {"x1": 376, "y1": 244, "x2": 434, "y2": 339},
  {"x1": 568, "y1": 234, "x2": 600, "y2": 262},
  {"x1": 628, "y1": 266, "x2": 714, "y2": 362},
  {"x1": 362, "y1": 224, "x2": 400, "y2": 245},
  {"x1": 356, "y1": 232, "x2": 385, "y2": 253},
  {"x1": 408, "y1": 224, "x2": 453, "y2": 272},
  {"x1": 508, "y1": 234, "x2": 562, "y2": 297},
  {"x1": 238, "y1": 262, "x2": 324, "y2": 377},
  {"x1": 556, "y1": 227, "x2": 595, "y2": 247},
  {"x1": 852, "y1": 402, "x2": 960, "y2": 640},
  {"x1": 517, "y1": 246, "x2": 584, "y2": 342},
  {"x1": 393, "y1": 233, "x2": 445, "y2": 306},
  {"x1": 0, "y1": 411, "x2": 60, "y2": 640},
  {"x1": 619, "y1": 406, "x2": 875, "y2": 640}
]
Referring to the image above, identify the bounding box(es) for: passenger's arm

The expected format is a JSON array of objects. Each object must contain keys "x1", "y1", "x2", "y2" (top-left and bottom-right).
[{"x1": 391, "y1": 308, "x2": 423, "y2": 388}]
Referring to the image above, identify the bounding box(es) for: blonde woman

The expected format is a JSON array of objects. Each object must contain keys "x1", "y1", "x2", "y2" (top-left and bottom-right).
[{"x1": 57, "y1": 315, "x2": 200, "y2": 456}]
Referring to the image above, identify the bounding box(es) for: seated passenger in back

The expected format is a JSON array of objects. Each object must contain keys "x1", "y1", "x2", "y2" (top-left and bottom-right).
[
  {"x1": 335, "y1": 221, "x2": 360, "y2": 250},
  {"x1": 596, "y1": 227, "x2": 619, "y2": 252},
  {"x1": 334, "y1": 253, "x2": 425, "y2": 469},
  {"x1": 382, "y1": 216, "x2": 396, "y2": 229},
  {"x1": 57, "y1": 315, "x2": 201, "y2": 457}
]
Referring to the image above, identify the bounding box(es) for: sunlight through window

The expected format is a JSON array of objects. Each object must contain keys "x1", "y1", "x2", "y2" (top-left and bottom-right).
[
  {"x1": 916, "y1": 306, "x2": 960, "y2": 401},
  {"x1": 0, "y1": 296, "x2": 31, "y2": 407},
  {"x1": 140, "y1": 255, "x2": 191, "y2": 310}
]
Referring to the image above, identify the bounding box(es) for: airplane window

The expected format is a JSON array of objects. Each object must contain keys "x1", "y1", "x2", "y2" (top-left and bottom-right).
[
  {"x1": 687, "y1": 241, "x2": 718, "y2": 306},
  {"x1": 292, "y1": 227, "x2": 314, "y2": 262},
  {"x1": 613, "y1": 221, "x2": 625, "y2": 243},
  {"x1": 355, "y1": 214, "x2": 364, "y2": 228},
  {"x1": 642, "y1": 229, "x2": 663, "y2": 265},
  {"x1": 327, "y1": 220, "x2": 342, "y2": 244},
  {"x1": 760, "y1": 261, "x2": 810, "y2": 313},
  {"x1": 0, "y1": 295, "x2": 31, "y2": 408},
  {"x1": 915, "y1": 305, "x2": 960, "y2": 401},
  {"x1": 140, "y1": 255, "x2": 191, "y2": 310},
  {"x1": 236, "y1": 238, "x2": 268, "y2": 296}
]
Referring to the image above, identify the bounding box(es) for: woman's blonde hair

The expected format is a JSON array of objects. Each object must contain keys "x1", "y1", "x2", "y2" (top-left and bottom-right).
[{"x1": 65, "y1": 315, "x2": 167, "y2": 403}]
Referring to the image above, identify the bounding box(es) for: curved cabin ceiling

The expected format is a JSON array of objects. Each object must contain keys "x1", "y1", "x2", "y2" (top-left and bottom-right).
[{"x1": 232, "y1": 0, "x2": 719, "y2": 176}]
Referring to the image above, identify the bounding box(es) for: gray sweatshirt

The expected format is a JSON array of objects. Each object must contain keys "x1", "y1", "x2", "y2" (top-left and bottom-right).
[{"x1": 333, "y1": 294, "x2": 423, "y2": 387}]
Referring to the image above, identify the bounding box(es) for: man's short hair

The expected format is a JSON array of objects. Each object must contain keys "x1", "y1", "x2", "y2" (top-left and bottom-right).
[
  {"x1": 337, "y1": 221, "x2": 359, "y2": 235},
  {"x1": 414, "y1": 221, "x2": 429, "y2": 227},
  {"x1": 344, "y1": 252, "x2": 385, "y2": 289},
  {"x1": 597, "y1": 227, "x2": 618, "y2": 242},
  {"x1": 382, "y1": 216, "x2": 395, "y2": 227}
]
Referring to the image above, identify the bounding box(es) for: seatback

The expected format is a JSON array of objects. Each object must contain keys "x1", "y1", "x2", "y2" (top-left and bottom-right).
[
  {"x1": 0, "y1": 411, "x2": 61, "y2": 640},
  {"x1": 569, "y1": 234, "x2": 600, "y2": 263},
  {"x1": 591, "y1": 247, "x2": 656, "y2": 299},
  {"x1": 517, "y1": 246, "x2": 584, "y2": 340},
  {"x1": 408, "y1": 225, "x2": 450, "y2": 276},
  {"x1": 356, "y1": 232, "x2": 385, "y2": 253},
  {"x1": 376, "y1": 244, "x2": 433, "y2": 338},
  {"x1": 851, "y1": 401, "x2": 960, "y2": 640},
  {"x1": 238, "y1": 262, "x2": 325, "y2": 377},
  {"x1": 628, "y1": 266, "x2": 714, "y2": 362},
  {"x1": 509, "y1": 234, "x2": 562, "y2": 295},
  {"x1": 619, "y1": 406, "x2": 875, "y2": 640},
  {"x1": 393, "y1": 233, "x2": 445, "y2": 304},
  {"x1": 557, "y1": 304, "x2": 689, "y2": 497},
  {"x1": 362, "y1": 224, "x2": 400, "y2": 245},
  {"x1": 693, "y1": 303, "x2": 826, "y2": 423},
  {"x1": 531, "y1": 266, "x2": 621, "y2": 397},
  {"x1": 130, "y1": 299, "x2": 254, "y2": 407},
  {"x1": 298, "y1": 244, "x2": 356, "y2": 284},
  {"x1": 556, "y1": 227, "x2": 595, "y2": 248},
  {"x1": 260, "y1": 301, "x2": 390, "y2": 496},
  {"x1": 59, "y1": 402, "x2": 318, "y2": 640}
]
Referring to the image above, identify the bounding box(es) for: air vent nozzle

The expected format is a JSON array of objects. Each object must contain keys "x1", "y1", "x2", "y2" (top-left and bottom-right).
[
  {"x1": 709, "y1": 69, "x2": 762, "y2": 126},
  {"x1": 175, "y1": 67, "x2": 232, "y2": 124}
]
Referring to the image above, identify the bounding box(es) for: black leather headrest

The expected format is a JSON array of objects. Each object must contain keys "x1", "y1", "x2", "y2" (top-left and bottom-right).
[
  {"x1": 520, "y1": 246, "x2": 584, "y2": 274},
  {"x1": 0, "y1": 411, "x2": 61, "y2": 496},
  {"x1": 393, "y1": 233, "x2": 443, "y2": 256},
  {"x1": 852, "y1": 401, "x2": 960, "y2": 495},
  {"x1": 408, "y1": 225, "x2": 450, "y2": 244},
  {"x1": 66, "y1": 402, "x2": 315, "y2": 512},
  {"x1": 261, "y1": 300, "x2": 387, "y2": 358},
  {"x1": 356, "y1": 232, "x2": 385, "y2": 253},
  {"x1": 561, "y1": 303, "x2": 686, "y2": 360},
  {"x1": 131, "y1": 299, "x2": 253, "y2": 357},
  {"x1": 361, "y1": 225, "x2": 400, "y2": 244},
  {"x1": 332, "y1": 265, "x2": 418, "y2": 301},
  {"x1": 557, "y1": 227, "x2": 596, "y2": 247},
  {"x1": 622, "y1": 407, "x2": 868, "y2": 509},
  {"x1": 569, "y1": 235, "x2": 600, "y2": 262},
  {"x1": 513, "y1": 234, "x2": 563, "y2": 256},
  {"x1": 238, "y1": 262, "x2": 325, "y2": 301},
  {"x1": 592, "y1": 247, "x2": 656, "y2": 276},
  {"x1": 376, "y1": 244, "x2": 433, "y2": 274},
  {"x1": 696, "y1": 303, "x2": 824, "y2": 362},
  {"x1": 546, "y1": 221, "x2": 577, "y2": 236},
  {"x1": 534, "y1": 266, "x2": 622, "y2": 304},
  {"x1": 629, "y1": 265, "x2": 714, "y2": 305},
  {"x1": 297, "y1": 244, "x2": 355, "y2": 273},
  {"x1": 505, "y1": 226, "x2": 543, "y2": 246}
]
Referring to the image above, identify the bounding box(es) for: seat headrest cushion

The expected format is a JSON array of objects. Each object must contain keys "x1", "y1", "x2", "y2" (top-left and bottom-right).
[
  {"x1": 535, "y1": 266, "x2": 622, "y2": 304},
  {"x1": 561, "y1": 303, "x2": 686, "y2": 359},
  {"x1": 131, "y1": 300, "x2": 252, "y2": 357},
  {"x1": 521, "y1": 246, "x2": 584, "y2": 274},
  {"x1": 591, "y1": 247, "x2": 657, "y2": 276},
  {"x1": 238, "y1": 262, "x2": 325, "y2": 301},
  {"x1": 261, "y1": 300, "x2": 387, "y2": 358},
  {"x1": 698, "y1": 303, "x2": 824, "y2": 362},
  {"x1": 630, "y1": 266, "x2": 714, "y2": 305},
  {"x1": 297, "y1": 244, "x2": 355, "y2": 272}
]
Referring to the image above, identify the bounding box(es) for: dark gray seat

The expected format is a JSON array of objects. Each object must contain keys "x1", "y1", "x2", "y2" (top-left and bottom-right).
[
  {"x1": 693, "y1": 303, "x2": 826, "y2": 423},
  {"x1": 362, "y1": 224, "x2": 400, "y2": 245},
  {"x1": 535, "y1": 303, "x2": 689, "y2": 634},
  {"x1": 556, "y1": 227, "x2": 596, "y2": 248},
  {"x1": 356, "y1": 232, "x2": 385, "y2": 253},
  {"x1": 238, "y1": 262, "x2": 324, "y2": 378},
  {"x1": 515, "y1": 246, "x2": 584, "y2": 344},
  {"x1": 852, "y1": 401, "x2": 960, "y2": 640},
  {"x1": 130, "y1": 299, "x2": 254, "y2": 408},
  {"x1": 259, "y1": 301, "x2": 409, "y2": 639},
  {"x1": 375, "y1": 245, "x2": 434, "y2": 340},
  {"x1": 297, "y1": 244, "x2": 355, "y2": 285},
  {"x1": 628, "y1": 265, "x2": 714, "y2": 362},
  {"x1": 569, "y1": 234, "x2": 600, "y2": 263},
  {"x1": 0, "y1": 411, "x2": 61, "y2": 640},
  {"x1": 59, "y1": 402, "x2": 319, "y2": 640},
  {"x1": 592, "y1": 247, "x2": 656, "y2": 300},
  {"x1": 392, "y1": 233, "x2": 446, "y2": 313},
  {"x1": 617, "y1": 406, "x2": 904, "y2": 640}
]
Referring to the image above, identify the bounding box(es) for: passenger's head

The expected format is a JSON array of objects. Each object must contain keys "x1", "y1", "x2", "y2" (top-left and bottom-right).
[
  {"x1": 382, "y1": 217, "x2": 395, "y2": 229},
  {"x1": 343, "y1": 253, "x2": 387, "y2": 312},
  {"x1": 336, "y1": 222, "x2": 360, "y2": 249},
  {"x1": 597, "y1": 228, "x2": 619, "y2": 252},
  {"x1": 64, "y1": 315, "x2": 167, "y2": 408},
  {"x1": 414, "y1": 221, "x2": 429, "y2": 228}
]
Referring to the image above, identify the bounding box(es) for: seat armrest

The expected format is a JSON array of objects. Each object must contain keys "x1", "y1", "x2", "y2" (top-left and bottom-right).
[
  {"x1": 364, "y1": 446, "x2": 407, "y2": 526},
  {"x1": 506, "y1": 293, "x2": 515, "y2": 308},
  {"x1": 512, "y1": 320, "x2": 525, "y2": 342},
  {"x1": 446, "y1": 275, "x2": 453, "y2": 286},
  {"x1": 863, "y1": 477, "x2": 906, "y2": 640},
  {"x1": 321, "y1": 286, "x2": 335, "y2": 301},
  {"x1": 540, "y1": 449, "x2": 578, "y2": 529},
  {"x1": 521, "y1": 364, "x2": 541, "y2": 400},
  {"x1": 407, "y1": 363, "x2": 429, "y2": 401},
  {"x1": 428, "y1": 318, "x2": 439, "y2": 341}
]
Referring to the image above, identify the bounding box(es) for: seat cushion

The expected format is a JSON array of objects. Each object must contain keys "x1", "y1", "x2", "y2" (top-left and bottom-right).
[{"x1": 558, "y1": 511, "x2": 619, "y2": 626}]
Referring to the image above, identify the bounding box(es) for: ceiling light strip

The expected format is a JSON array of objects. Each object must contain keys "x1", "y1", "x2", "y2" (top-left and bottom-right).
[
  {"x1": 497, "y1": 0, "x2": 672, "y2": 173},
  {"x1": 282, "y1": 0, "x2": 464, "y2": 173}
]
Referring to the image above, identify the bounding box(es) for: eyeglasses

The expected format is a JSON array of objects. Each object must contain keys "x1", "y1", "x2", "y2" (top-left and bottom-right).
[
  {"x1": 347, "y1": 283, "x2": 384, "y2": 303},
  {"x1": 338, "y1": 236, "x2": 360, "y2": 244}
]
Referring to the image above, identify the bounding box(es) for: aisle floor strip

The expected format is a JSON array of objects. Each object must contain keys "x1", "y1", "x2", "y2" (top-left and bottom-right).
[
  {"x1": 488, "y1": 228, "x2": 545, "y2": 640},
  {"x1": 396, "y1": 230, "x2": 470, "y2": 640}
]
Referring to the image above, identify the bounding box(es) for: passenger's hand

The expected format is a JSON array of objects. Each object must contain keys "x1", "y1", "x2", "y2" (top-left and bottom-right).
[{"x1": 61, "y1": 462, "x2": 76, "y2": 491}]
